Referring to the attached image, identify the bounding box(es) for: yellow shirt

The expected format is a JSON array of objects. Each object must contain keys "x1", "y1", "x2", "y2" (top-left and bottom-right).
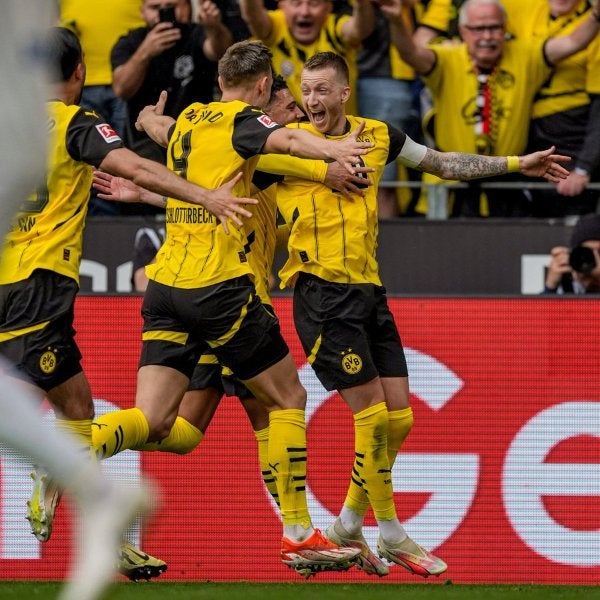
[
  {"x1": 504, "y1": 0, "x2": 600, "y2": 118},
  {"x1": 59, "y1": 0, "x2": 144, "y2": 86},
  {"x1": 0, "y1": 101, "x2": 123, "y2": 284},
  {"x1": 424, "y1": 39, "x2": 550, "y2": 155},
  {"x1": 278, "y1": 116, "x2": 406, "y2": 288},
  {"x1": 147, "y1": 100, "x2": 283, "y2": 289}
]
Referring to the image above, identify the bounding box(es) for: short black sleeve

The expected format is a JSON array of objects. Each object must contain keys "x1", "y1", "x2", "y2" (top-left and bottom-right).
[
  {"x1": 232, "y1": 105, "x2": 284, "y2": 159},
  {"x1": 65, "y1": 108, "x2": 124, "y2": 167},
  {"x1": 384, "y1": 121, "x2": 408, "y2": 165},
  {"x1": 252, "y1": 169, "x2": 283, "y2": 191}
]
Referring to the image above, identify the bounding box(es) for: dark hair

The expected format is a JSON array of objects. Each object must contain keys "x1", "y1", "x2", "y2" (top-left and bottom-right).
[
  {"x1": 303, "y1": 52, "x2": 349, "y2": 85},
  {"x1": 218, "y1": 40, "x2": 273, "y2": 88},
  {"x1": 268, "y1": 74, "x2": 288, "y2": 104},
  {"x1": 45, "y1": 27, "x2": 82, "y2": 83}
]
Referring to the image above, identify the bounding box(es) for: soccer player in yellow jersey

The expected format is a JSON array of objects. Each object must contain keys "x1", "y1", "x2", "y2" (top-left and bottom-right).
[
  {"x1": 91, "y1": 77, "x2": 377, "y2": 576},
  {"x1": 0, "y1": 26, "x2": 252, "y2": 582},
  {"x1": 384, "y1": 0, "x2": 600, "y2": 216},
  {"x1": 239, "y1": 0, "x2": 374, "y2": 115},
  {"x1": 275, "y1": 51, "x2": 571, "y2": 578},
  {"x1": 90, "y1": 39, "x2": 377, "y2": 575}
]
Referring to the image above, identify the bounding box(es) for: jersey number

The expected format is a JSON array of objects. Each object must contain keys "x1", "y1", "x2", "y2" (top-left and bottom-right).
[
  {"x1": 20, "y1": 182, "x2": 49, "y2": 213},
  {"x1": 170, "y1": 130, "x2": 192, "y2": 179}
]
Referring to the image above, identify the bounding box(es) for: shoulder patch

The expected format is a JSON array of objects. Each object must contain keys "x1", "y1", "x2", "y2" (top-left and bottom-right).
[
  {"x1": 95, "y1": 123, "x2": 121, "y2": 144},
  {"x1": 257, "y1": 114, "x2": 278, "y2": 129}
]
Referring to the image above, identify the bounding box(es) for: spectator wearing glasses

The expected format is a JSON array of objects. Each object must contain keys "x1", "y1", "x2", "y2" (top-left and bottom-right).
[{"x1": 382, "y1": 0, "x2": 600, "y2": 217}]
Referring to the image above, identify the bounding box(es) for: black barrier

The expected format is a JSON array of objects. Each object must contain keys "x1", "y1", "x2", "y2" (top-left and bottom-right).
[{"x1": 81, "y1": 216, "x2": 576, "y2": 295}]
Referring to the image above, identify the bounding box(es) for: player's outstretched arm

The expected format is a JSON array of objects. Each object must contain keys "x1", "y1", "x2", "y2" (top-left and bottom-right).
[
  {"x1": 99, "y1": 149, "x2": 256, "y2": 234},
  {"x1": 417, "y1": 146, "x2": 570, "y2": 182},
  {"x1": 92, "y1": 170, "x2": 168, "y2": 207}
]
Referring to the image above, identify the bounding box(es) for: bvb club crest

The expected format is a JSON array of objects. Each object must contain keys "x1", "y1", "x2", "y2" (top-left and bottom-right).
[
  {"x1": 39, "y1": 348, "x2": 57, "y2": 374},
  {"x1": 341, "y1": 348, "x2": 362, "y2": 375}
]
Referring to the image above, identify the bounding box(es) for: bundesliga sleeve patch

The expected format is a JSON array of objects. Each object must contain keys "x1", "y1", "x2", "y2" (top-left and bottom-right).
[
  {"x1": 257, "y1": 114, "x2": 278, "y2": 129},
  {"x1": 95, "y1": 123, "x2": 121, "y2": 144}
]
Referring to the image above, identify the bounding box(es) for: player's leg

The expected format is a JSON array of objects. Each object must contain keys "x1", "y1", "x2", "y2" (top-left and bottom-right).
[
  {"x1": 241, "y1": 354, "x2": 360, "y2": 576},
  {"x1": 332, "y1": 289, "x2": 446, "y2": 577},
  {"x1": 27, "y1": 371, "x2": 94, "y2": 542},
  {"x1": 136, "y1": 356, "x2": 224, "y2": 454},
  {"x1": 237, "y1": 391, "x2": 279, "y2": 507}
]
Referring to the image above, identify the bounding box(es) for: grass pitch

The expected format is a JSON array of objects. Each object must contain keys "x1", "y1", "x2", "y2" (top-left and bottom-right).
[{"x1": 0, "y1": 582, "x2": 599, "y2": 600}]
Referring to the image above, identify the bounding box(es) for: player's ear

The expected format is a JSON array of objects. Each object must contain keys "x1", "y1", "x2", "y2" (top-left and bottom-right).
[
  {"x1": 217, "y1": 75, "x2": 225, "y2": 93},
  {"x1": 75, "y1": 61, "x2": 85, "y2": 83},
  {"x1": 258, "y1": 75, "x2": 269, "y2": 96},
  {"x1": 341, "y1": 85, "x2": 351, "y2": 104}
]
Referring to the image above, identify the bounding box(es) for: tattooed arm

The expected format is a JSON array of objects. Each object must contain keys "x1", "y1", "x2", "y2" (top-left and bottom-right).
[{"x1": 397, "y1": 135, "x2": 571, "y2": 183}]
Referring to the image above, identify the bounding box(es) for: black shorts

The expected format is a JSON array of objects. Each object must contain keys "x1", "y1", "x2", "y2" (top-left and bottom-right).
[
  {"x1": 0, "y1": 269, "x2": 83, "y2": 391},
  {"x1": 293, "y1": 273, "x2": 408, "y2": 391},
  {"x1": 188, "y1": 352, "x2": 225, "y2": 394},
  {"x1": 140, "y1": 276, "x2": 289, "y2": 381}
]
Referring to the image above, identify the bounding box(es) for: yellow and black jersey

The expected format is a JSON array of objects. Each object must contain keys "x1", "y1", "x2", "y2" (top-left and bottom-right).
[
  {"x1": 146, "y1": 100, "x2": 284, "y2": 289},
  {"x1": 0, "y1": 101, "x2": 123, "y2": 285},
  {"x1": 424, "y1": 39, "x2": 550, "y2": 155},
  {"x1": 277, "y1": 115, "x2": 406, "y2": 288},
  {"x1": 261, "y1": 10, "x2": 359, "y2": 114},
  {"x1": 244, "y1": 170, "x2": 281, "y2": 306},
  {"x1": 504, "y1": 0, "x2": 600, "y2": 118}
]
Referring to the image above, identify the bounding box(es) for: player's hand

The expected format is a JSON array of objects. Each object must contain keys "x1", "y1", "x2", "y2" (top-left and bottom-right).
[
  {"x1": 330, "y1": 121, "x2": 373, "y2": 175},
  {"x1": 202, "y1": 172, "x2": 258, "y2": 235},
  {"x1": 93, "y1": 170, "x2": 142, "y2": 202},
  {"x1": 519, "y1": 146, "x2": 571, "y2": 182},
  {"x1": 324, "y1": 161, "x2": 373, "y2": 198},
  {"x1": 135, "y1": 90, "x2": 170, "y2": 131}
]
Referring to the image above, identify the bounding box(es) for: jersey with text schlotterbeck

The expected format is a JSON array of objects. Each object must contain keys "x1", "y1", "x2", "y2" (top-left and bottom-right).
[{"x1": 146, "y1": 100, "x2": 283, "y2": 289}]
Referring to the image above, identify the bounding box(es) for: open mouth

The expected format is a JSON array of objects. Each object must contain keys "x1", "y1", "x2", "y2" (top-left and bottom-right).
[{"x1": 309, "y1": 110, "x2": 327, "y2": 126}]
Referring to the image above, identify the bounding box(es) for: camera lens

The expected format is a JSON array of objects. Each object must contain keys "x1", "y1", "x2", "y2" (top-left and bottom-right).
[{"x1": 569, "y1": 246, "x2": 596, "y2": 274}]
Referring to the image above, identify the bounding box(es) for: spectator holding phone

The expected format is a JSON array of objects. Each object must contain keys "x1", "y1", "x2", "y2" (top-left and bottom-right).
[
  {"x1": 111, "y1": 0, "x2": 233, "y2": 166},
  {"x1": 544, "y1": 213, "x2": 600, "y2": 294}
]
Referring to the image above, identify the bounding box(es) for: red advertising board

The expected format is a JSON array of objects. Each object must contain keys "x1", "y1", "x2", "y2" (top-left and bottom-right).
[{"x1": 1, "y1": 296, "x2": 598, "y2": 584}]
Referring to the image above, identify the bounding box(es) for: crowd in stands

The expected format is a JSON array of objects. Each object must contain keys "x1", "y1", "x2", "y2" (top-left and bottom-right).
[{"x1": 58, "y1": 0, "x2": 600, "y2": 219}]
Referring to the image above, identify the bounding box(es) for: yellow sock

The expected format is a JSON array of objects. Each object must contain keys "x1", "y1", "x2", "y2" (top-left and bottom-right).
[
  {"x1": 55, "y1": 418, "x2": 95, "y2": 460},
  {"x1": 387, "y1": 407, "x2": 413, "y2": 468},
  {"x1": 255, "y1": 427, "x2": 279, "y2": 507},
  {"x1": 138, "y1": 416, "x2": 203, "y2": 454},
  {"x1": 345, "y1": 402, "x2": 396, "y2": 521},
  {"x1": 268, "y1": 409, "x2": 311, "y2": 528},
  {"x1": 91, "y1": 408, "x2": 149, "y2": 459},
  {"x1": 343, "y1": 406, "x2": 414, "y2": 516}
]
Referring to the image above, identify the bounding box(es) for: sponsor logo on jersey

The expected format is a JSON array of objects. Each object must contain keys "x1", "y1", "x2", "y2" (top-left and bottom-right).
[
  {"x1": 257, "y1": 114, "x2": 278, "y2": 129},
  {"x1": 96, "y1": 123, "x2": 121, "y2": 144}
]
